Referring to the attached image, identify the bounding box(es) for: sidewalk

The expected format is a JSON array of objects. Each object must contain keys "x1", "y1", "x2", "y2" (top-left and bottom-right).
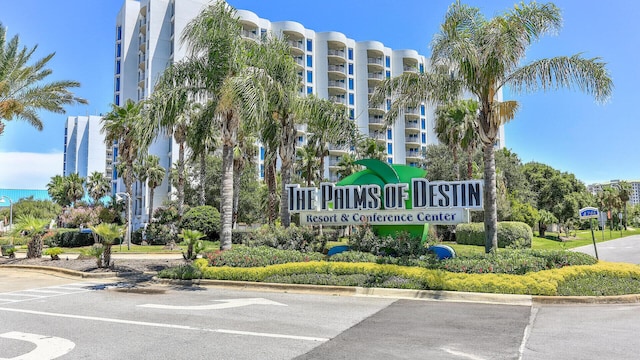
[
  {"x1": 12, "y1": 251, "x2": 183, "y2": 260},
  {"x1": 571, "y1": 235, "x2": 640, "y2": 264}
]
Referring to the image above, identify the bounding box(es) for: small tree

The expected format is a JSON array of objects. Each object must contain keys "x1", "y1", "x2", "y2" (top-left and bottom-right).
[
  {"x1": 178, "y1": 229, "x2": 205, "y2": 260},
  {"x1": 12, "y1": 215, "x2": 49, "y2": 258},
  {"x1": 90, "y1": 223, "x2": 123, "y2": 268}
]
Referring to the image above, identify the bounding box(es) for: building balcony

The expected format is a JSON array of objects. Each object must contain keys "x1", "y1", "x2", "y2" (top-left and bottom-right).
[
  {"x1": 403, "y1": 65, "x2": 418, "y2": 73},
  {"x1": 406, "y1": 151, "x2": 422, "y2": 160},
  {"x1": 327, "y1": 48, "x2": 346, "y2": 58},
  {"x1": 327, "y1": 80, "x2": 346, "y2": 93},
  {"x1": 328, "y1": 158, "x2": 341, "y2": 167},
  {"x1": 405, "y1": 107, "x2": 420, "y2": 119},
  {"x1": 328, "y1": 64, "x2": 346, "y2": 76},
  {"x1": 328, "y1": 144, "x2": 349, "y2": 153},
  {"x1": 293, "y1": 56, "x2": 304, "y2": 69},
  {"x1": 405, "y1": 137, "x2": 420, "y2": 145},
  {"x1": 367, "y1": 57, "x2": 384, "y2": 67},
  {"x1": 368, "y1": 104, "x2": 386, "y2": 115},
  {"x1": 329, "y1": 96, "x2": 346, "y2": 105},
  {"x1": 369, "y1": 132, "x2": 386, "y2": 141},
  {"x1": 405, "y1": 122, "x2": 421, "y2": 131},
  {"x1": 288, "y1": 40, "x2": 304, "y2": 54},
  {"x1": 368, "y1": 72, "x2": 384, "y2": 81},
  {"x1": 242, "y1": 29, "x2": 259, "y2": 41}
]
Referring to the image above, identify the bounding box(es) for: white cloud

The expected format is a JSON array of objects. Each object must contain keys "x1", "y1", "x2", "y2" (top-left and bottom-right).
[{"x1": 0, "y1": 152, "x2": 63, "y2": 189}]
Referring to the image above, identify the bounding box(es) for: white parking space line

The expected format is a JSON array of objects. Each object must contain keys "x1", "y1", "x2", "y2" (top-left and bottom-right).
[
  {"x1": 0, "y1": 307, "x2": 329, "y2": 342},
  {"x1": 0, "y1": 282, "x2": 105, "y2": 305}
]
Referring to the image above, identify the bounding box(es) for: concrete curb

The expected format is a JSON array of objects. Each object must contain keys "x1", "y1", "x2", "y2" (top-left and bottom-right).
[{"x1": 4, "y1": 264, "x2": 640, "y2": 305}]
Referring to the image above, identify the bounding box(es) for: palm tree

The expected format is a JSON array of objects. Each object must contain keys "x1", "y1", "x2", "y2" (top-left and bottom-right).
[
  {"x1": 135, "y1": 154, "x2": 165, "y2": 224},
  {"x1": 233, "y1": 126, "x2": 257, "y2": 228},
  {"x1": 373, "y1": 2, "x2": 612, "y2": 253},
  {"x1": 537, "y1": 209, "x2": 557, "y2": 238},
  {"x1": 434, "y1": 99, "x2": 479, "y2": 180},
  {"x1": 617, "y1": 181, "x2": 631, "y2": 230},
  {"x1": 295, "y1": 144, "x2": 320, "y2": 186},
  {"x1": 356, "y1": 136, "x2": 386, "y2": 161},
  {"x1": 178, "y1": 229, "x2": 205, "y2": 260},
  {"x1": 181, "y1": 1, "x2": 267, "y2": 250},
  {"x1": 47, "y1": 174, "x2": 70, "y2": 207},
  {"x1": 302, "y1": 95, "x2": 356, "y2": 182},
  {"x1": 90, "y1": 223, "x2": 123, "y2": 268},
  {"x1": 102, "y1": 99, "x2": 152, "y2": 247},
  {"x1": 64, "y1": 173, "x2": 85, "y2": 207},
  {"x1": 86, "y1": 171, "x2": 111, "y2": 207},
  {"x1": 336, "y1": 153, "x2": 360, "y2": 179},
  {"x1": 0, "y1": 23, "x2": 87, "y2": 135},
  {"x1": 12, "y1": 215, "x2": 49, "y2": 258}
]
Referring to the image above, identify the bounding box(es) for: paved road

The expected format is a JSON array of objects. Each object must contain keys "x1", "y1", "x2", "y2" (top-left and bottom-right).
[
  {"x1": 571, "y1": 235, "x2": 640, "y2": 264},
  {"x1": 1, "y1": 270, "x2": 640, "y2": 360}
]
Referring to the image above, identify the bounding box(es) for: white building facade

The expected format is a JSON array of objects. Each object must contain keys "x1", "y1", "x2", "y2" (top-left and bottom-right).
[
  {"x1": 114, "y1": 0, "x2": 505, "y2": 227},
  {"x1": 588, "y1": 180, "x2": 640, "y2": 206},
  {"x1": 63, "y1": 115, "x2": 109, "y2": 179}
]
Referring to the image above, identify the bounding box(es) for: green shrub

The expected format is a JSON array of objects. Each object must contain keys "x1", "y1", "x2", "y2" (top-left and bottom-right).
[
  {"x1": 47, "y1": 230, "x2": 94, "y2": 248},
  {"x1": 348, "y1": 226, "x2": 428, "y2": 258},
  {"x1": 43, "y1": 247, "x2": 63, "y2": 260},
  {"x1": 434, "y1": 249, "x2": 596, "y2": 275},
  {"x1": 158, "y1": 264, "x2": 203, "y2": 280},
  {"x1": 455, "y1": 222, "x2": 533, "y2": 248},
  {"x1": 239, "y1": 225, "x2": 327, "y2": 253},
  {"x1": 179, "y1": 206, "x2": 220, "y2": 240},
  {"x1": 203, "y1": 246, "x2": 324, "y2": 267},
  {"x1": 329, "y1": 251, "x2": 378, "y2": 263},
  {"x1": 145, "y1": 222, "x2": 177, "y2": 245}
]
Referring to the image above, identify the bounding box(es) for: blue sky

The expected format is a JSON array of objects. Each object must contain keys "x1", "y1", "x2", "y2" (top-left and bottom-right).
[{"x1": 0, "y1": 0, "x2": 637, "y2": 189}]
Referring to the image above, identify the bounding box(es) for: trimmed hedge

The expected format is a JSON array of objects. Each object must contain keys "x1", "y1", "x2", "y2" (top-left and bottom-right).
[
  {"x1": 179, "y1": 205, "x2": 221, "y2": 240},
  {"x1": 157, "y1": 259, "x2": 640, "y2": 296},
  {"x1": 46, "y1": 230, "x2": 94, "y2": 248},
  {"x1": 456, "y1": 222, "x2": 533, "y2": 248}
]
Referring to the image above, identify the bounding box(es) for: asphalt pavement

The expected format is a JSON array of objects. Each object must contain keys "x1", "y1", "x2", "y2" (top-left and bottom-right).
[{"x1": 571, "y1": 234, "x2": 640, "y2": 264}]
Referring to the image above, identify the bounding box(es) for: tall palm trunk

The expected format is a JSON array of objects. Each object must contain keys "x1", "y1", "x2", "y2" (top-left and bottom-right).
[
  {"x1": 466, "y1": 146, "x2": 474, "y2": 180},
  {"x1": 124, "y1": 173, "x2": 134, "y2": 250},
  {"x1": 199, "y1": 150, "x2": 207, "y2": 206},
  {"x1": 279, "y1": 115, "x2": 296, "y2": 227},
  {"x1": 27, "y1": 234, "x2": 43, "y2": 258},
  {"x1": 220, "y1": 143, "x2": 234, "y2": 250},
  {"x1": 103, "y1": 244, "x2": 112, "y2": 268},
  {"x1": 232, "y1": 158, "x2": 243, "y2": 229},
  {"x1": 483, "y1": 143, "x2": 498, "y2": 253},
  {"x1": 177, "y1": 141, "x2": 186, "y2": 221},
  {"x1": 265, "y1": 157, "x2": 278, "y2": 224},
  {"x1": 148, "y1": 188, "x2": 155, "y2": 225}
]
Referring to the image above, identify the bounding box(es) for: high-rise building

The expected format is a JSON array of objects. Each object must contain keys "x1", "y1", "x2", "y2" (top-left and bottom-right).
[
  {"x1": 114, "y1": 0, "x2": 505, "y2": 228},
  {"x1": 588, "y1": 180, "x2": 640, "y2": 206},
  {"x1": 63, "y1": 115, "x2": 109, "y2": 179}
]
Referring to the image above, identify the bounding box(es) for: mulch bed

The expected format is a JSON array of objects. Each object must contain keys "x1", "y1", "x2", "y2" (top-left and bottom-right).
[{"x1": 0, "y1": 256, "x2": 188, "y2": 274}]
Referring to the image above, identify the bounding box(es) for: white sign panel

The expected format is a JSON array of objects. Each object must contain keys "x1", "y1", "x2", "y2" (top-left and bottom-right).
[{"x1": 299, "y1": 208, "x2": 467, "y2": 226}]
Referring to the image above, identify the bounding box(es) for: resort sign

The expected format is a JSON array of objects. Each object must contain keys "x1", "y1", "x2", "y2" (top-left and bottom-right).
[{"x1": 286, "y1": 159, "x2": 482, "y2": 230}]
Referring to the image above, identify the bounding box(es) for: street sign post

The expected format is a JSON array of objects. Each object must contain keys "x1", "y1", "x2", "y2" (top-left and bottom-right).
[{"x1": 579, "y1": 207, "x2": 599, "y2": 260}]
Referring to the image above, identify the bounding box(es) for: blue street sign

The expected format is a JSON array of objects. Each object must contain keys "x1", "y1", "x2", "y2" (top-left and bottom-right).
[{"x1": 579, "y1": 207, "x2": 599, "y2": 219}]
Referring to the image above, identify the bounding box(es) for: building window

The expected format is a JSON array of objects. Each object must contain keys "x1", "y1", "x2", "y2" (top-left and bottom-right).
[
  {"x1": 348, "y1": 47, "x2": 353, "y2": 60},
  {"x1": 116, "y1": 26, "x2": 122, "y2": 40},
  {"x1": 307, "y1": 86, "x2": 313, "y2": 94},
  {"x1": 306, "y1": 55, "x2": 312, "y2": 67},
  {"x1": 260, "y1": 164, "x2": 265, "y2": 178},
  {"x1": 116, "y1": 60, "x2": 121, "y2": 75},
  {"x1": 387, "y1": 129, "x2": 392, "y2": 140},
  {"x1": 385, "y1": 70, "x2": 390, "y2": 79},
  {"x1": 421, "y1": 119, "x2": 425, "y2": 129},
  {"x1": 115, "y1": 77, "x2": 120, "y2": 92},
  {"x1": 115, "y1": 94, "x2": 120, "y2": 106},
  {"x1": 306, "y1": 70, "x2": 312, "y2": 83},
  {"x1": 420, "y1": 104, "x2": 425, "y2": 116},
  {"x1": 348, "y1": 93, "x2": 354, "y2": 105},
  {"x1": 387, "y1": 157, "x2": 393, "y2": 164},
  {"x1": 306, "y1": 39, "x2": 313, "y2": 52},
  {"x1": 419, "y1": 63, "x2": 424, "y2": 73},
  {"x1": 348, "y1": 78, "x2": 354, "y2": 90},
  {"x1": 421, "y1": 133, "x2": 426, "y2": 143},
  {"x1": 387, "y1": 143, "x2": 393, "y2": 155},
  {"x1": 260, "y1": 147, "x2": 265, "y2": 160},
  {"x1": 386, "y1": 99, "x2": 391, "y2": 111},
  {"x1": 385, "y1": 56, "x2": 390, "y2": 67},
  {"x1": 348, "y1": 63, "x2": 353, "y2": 75},
  {"x1": 349, "y1": 109, "x2": 354, "y2": 119},
  {"x1": 116, "y1": 43, "x2": 121, "y2": 58}
]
